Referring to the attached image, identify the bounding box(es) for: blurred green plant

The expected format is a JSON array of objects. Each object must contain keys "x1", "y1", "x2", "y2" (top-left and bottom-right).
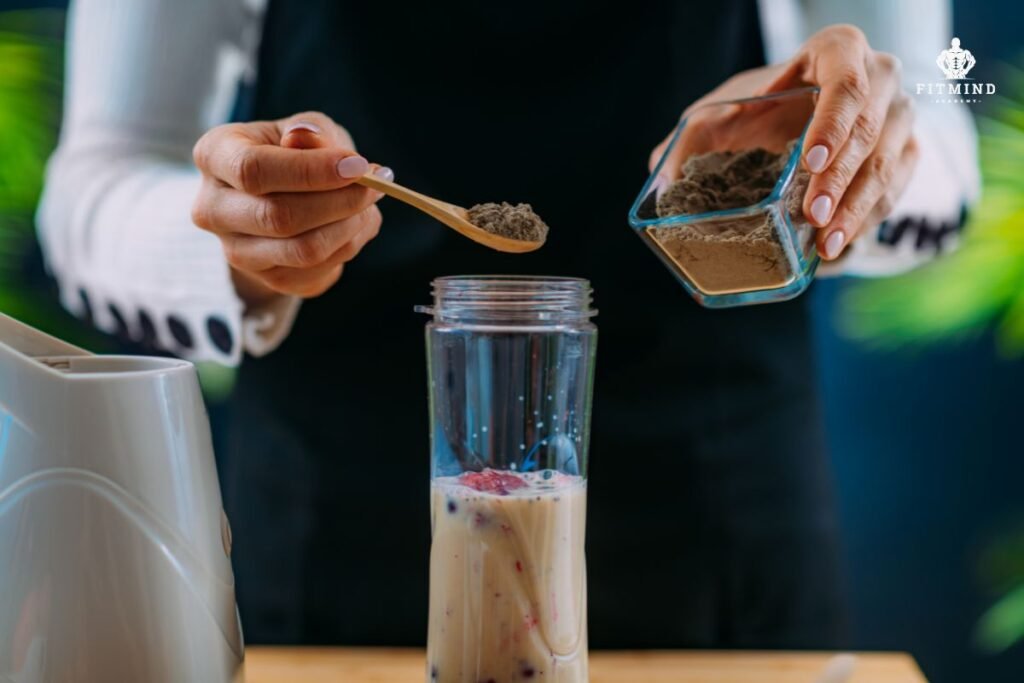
[
  {"x1": 840, "y1": 61, "x2": 1024, "y2": 357},
  {"x1": 0, "y1": 9, "x2": 236, "y2": 397},
  {"x1": 0, "y1": 14, "x2": 59, "y2": 213},
  {"x1": 0, "y1": 9, "x2": 65, "y2": 327},
  {"x1": 975, "y1": 524, "x2": 1024, "y2": 654}
]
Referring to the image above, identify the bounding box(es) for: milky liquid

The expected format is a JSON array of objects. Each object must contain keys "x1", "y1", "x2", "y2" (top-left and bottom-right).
[{"x1": 427, "y1": 470, "x2": 587, "y2": 683}]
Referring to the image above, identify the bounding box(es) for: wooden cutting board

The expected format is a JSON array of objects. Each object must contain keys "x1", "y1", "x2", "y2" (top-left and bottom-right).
[{"x1": 244, "y1": 647, "x2": 928, "y2": 682}]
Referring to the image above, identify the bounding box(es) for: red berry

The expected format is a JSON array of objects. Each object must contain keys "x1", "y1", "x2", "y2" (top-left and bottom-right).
[{"x1": 460, "y1": 468, "x2": 528, "y2": 495}]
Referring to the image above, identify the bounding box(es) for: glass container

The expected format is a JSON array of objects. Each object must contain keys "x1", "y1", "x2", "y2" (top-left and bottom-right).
[
  {"x1": 629, "y1": 86, "x2": 820, "y2": 307},
  {"x1": 418, "y1": 276, "x2": 597, "y2": 683}
]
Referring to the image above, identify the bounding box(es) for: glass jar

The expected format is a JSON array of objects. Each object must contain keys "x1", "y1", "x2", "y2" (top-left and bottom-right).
[
  {"x1": 418, "y1": 276, "x2": 597, "y2": 683},
  {"x1": 629, "y1": 87, "x2": 820, "y2": 307}
]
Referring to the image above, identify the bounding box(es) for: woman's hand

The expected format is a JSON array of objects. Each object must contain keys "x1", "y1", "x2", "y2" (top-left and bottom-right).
[
  {"x1": 651, "y1": 24, "x2": 917, "y2": 261},
  {"x1": 191, "y1": 111, "x2": 390, "y2": 305},
  {"x1": 773, "y1": 25, "x2": 917, "y2": 260}
]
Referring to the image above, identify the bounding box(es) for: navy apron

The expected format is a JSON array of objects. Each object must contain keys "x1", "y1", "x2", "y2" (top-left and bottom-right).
[{"x1": 224, "y1": 0, "x2": 846, "y2": 647}]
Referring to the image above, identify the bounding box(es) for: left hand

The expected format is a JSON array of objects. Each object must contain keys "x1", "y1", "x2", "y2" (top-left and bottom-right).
[{"x1": 651, "y1": 24, "x2": 918, "y2": 261}]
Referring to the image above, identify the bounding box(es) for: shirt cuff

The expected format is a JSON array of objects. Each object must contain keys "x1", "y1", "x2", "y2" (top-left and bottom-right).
[
  {"x1": 242, "y1": 294, "x2": 302, "y2": 357},
  {"x1": 42, "y1": 163, "x2": 303, "y2": 366}
]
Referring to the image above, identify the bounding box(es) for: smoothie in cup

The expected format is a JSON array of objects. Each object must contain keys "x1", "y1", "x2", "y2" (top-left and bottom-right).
[{"x1": 428, "y1": 469, "x2": 587, "y2": 681}]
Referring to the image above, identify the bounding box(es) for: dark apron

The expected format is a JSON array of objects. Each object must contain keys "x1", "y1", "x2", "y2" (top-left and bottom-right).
[{"x1": 224, "y1": 0, "x2": 846, "y2": 648}]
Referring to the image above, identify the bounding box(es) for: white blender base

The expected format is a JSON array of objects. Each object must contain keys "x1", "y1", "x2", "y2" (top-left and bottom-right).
[{"x1": 0, "y1": 313, "x2": 245, "y2": 682}]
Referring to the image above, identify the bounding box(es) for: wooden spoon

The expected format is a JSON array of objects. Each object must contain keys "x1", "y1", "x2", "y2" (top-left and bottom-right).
[{"x1": 356, "y1": 173, "x2": 544, "y2": 254}]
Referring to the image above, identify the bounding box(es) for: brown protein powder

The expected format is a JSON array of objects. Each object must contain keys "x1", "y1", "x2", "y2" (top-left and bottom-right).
[
  {"x1": 467, "y1": 202, "x2": 550, "y2": 243},
  {"x1": 649, "y1": 144, "x2": 810, "y2": 294}
]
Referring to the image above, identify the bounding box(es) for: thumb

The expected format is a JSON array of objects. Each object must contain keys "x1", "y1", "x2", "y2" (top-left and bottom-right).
[
  {"x1": 278, "y1": 111, "x2": 356, "y2": 150},
  {"x1": 648, "y1": 133, "x2": 672, "y2": 174},
  {"x1": 280, "y1": 121, "x2": 325, "y2": 150},
  {"x1": 648, "y1": 116, "x2": 713, "y2": 183}
]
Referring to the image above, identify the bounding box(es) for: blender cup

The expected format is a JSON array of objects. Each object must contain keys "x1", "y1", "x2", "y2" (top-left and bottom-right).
[
  {"x1": 629, "y1": 86, "x2": 820, "y2": 307},
  {"x1": 418, "y1": 276, "x2": 597, "y2": 683}
]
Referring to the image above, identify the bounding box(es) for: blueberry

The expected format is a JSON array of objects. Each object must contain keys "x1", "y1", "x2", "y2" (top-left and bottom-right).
[
  {"x1": 431, "y1": 665, "x2": 438, "y2": 679},
  {"x1": 447, "y1": 499, "x2": 458, "y2": 514},
  {"x1": 522, "y1": 665, "x2": 536, "y2": 678}
]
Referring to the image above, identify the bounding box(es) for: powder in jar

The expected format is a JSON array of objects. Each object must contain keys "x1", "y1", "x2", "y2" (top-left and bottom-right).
[
  {"x1": 467, "y1": 202, "x2": 549, "y2": 243},
  {"x1": 648, "y1": 143, "x2": 811, "y2": 294}
]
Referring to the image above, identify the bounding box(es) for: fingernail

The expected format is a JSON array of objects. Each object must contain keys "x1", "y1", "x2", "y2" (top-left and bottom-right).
[
  {"x1": 824, "y1": 230, "x2": 846, "y2": 259},
  {"x1": 651, "y1": 172, "x2": 670, "y2": 197},
  {"x1": 337, "y1": 155, "x2": 369, "y2": 178},
  {"x1": 373, "y1": 166, "x2": 394, "y2": 182},
  {"x1": 805, "y1": 145, "x2": 829, "y2": 173},
  {"x1": 810, "y1": 195, "x2": 832, "y2": 225},
  {"x1": 284, "y1": 121, "x2": 321, "y2": 135}
]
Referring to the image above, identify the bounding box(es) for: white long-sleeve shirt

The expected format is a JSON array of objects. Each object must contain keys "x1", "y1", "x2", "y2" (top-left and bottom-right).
[{"x1": 37, "y1": 0, "x2": 980, "y2": 365}]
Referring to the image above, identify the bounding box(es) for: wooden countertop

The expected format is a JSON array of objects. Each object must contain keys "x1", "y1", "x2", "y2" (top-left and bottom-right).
[{"x1": 244, "y1": 647, "x2": 928, "y2": 682}]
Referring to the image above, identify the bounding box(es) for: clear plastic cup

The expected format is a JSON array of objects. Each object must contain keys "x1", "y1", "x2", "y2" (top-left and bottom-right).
[
  {"x1": 417, "y1": 276, "x2": 597, "y2": 683},
  {"x1": 629, "y1": 86, "x2": 821, "y2": 307}
]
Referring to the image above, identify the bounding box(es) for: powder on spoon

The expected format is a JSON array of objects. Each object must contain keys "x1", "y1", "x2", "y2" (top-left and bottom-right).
[
  {"x1": 467, "y1": 202, "x2": 549, "y2": 243},
  {"x1": 648, "y1": 143, "x2": 811, "y2": 294}
]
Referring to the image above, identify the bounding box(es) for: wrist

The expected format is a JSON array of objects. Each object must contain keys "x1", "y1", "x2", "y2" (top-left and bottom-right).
[{"x1": 231, "y1": 267, "x2": 280, "y2": 309}]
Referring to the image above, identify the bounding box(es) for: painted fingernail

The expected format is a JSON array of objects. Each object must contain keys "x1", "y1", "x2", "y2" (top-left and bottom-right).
[
  {"x1": 805, "y1": 145, "x2": 829, "y2": 173},
  {"x1": 373, "y1": 166, "x2": 395, "y2": 182},
  {"x1": 810, "y1": 195, "x2": 833, "y2": 225},
  {"x1": 284, "y1": 121, "x2": 321, "y2": 135},
  {"x1": 651, "y1": 172, "x2": 671, "y2": 197},
  {"x1": 337, "y1": 155, "x2": 369, "y2": 178},
  {"x1": 824, "y1": 230, "x2": 846, "y2": 259}
]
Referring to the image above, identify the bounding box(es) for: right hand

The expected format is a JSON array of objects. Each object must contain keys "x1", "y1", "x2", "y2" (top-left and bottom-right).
[{"x1": 191, "y1": 111, "x2": 390, "y2": 304}]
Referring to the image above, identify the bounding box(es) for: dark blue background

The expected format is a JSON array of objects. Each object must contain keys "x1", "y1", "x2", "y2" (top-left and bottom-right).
[{"x1": 811, "y1": 279, "x2": 1024, "y2": 683}]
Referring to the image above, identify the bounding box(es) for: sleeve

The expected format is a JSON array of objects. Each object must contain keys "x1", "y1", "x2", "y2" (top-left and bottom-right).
[
  {"x1": 757, "y1": 0, "x2": 981, "y2": 277},
  {"x1": 35, "y1": 0, "x2": 300, "y2": 366}
]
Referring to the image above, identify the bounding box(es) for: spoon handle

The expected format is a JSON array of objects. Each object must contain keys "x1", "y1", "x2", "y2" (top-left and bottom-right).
[{"x1": 356, "y1": 174, "x2": 463, "y2": 218}]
